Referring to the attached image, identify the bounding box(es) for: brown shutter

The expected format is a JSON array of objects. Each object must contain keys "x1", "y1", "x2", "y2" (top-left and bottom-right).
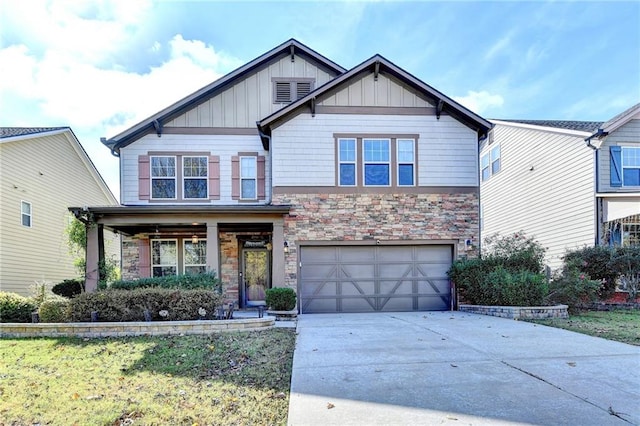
[
  {"x1": 138, "y1": 239, "x2": 151, "y2": 278},
  {"x1": 139, "y1": 155, "x2": 150, "y2": 200},
  {"x1": 231, "y1": 156, "x2": 240, "y2": 200},
  {"x1": 208, "y1": 155, "x2": 220, "y2": 199},
  {"x1": 257, "y1": 155, "x2": 266, "y2": 200}
]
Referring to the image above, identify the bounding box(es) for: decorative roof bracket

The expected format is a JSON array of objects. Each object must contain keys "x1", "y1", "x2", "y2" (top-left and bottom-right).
[
  {"x1": 290, "y1": 45, "x2": 295, "y2": 62},
  {"x1": 374, "y1": 61, "x2": 380, "y2": 81},
  {"x1": 153, "y1": 119, "x2": 163, "y2": 137},
  {"x1": 436, "y1": 99, "x2": 444, "y2": 120}
]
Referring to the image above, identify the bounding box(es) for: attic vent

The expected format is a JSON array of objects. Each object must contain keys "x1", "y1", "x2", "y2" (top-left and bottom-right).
[{"x1": 273, "y1": 79, "x2": 315, "y2": 103}]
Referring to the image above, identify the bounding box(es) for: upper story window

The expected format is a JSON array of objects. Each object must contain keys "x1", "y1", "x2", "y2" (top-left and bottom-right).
[
  {"x1": 610, "y1": 146, "x2": 640, "y2": 187},
  {"x1": 21, "y1": 201, "x2": 32, "y2": 227},
  {"x1": 183, "y1": 156, "x2": 208, "y2": 199},
  {"x1": 240, "y1": 156, "x2": 257, "y2": 199},
  {"x1": 151, "y1": 156, "x2": 176, "y2": 199},
  {"x1": 273, "y1": 78, "x2": 314, "y2": 103},
  {"x1": 336, "y1": 135, "x2": 417, "y2": 188},
  {"x1": 481, "y1": 144, "x2": 501, "y2": 182},
  {"x1": 231, "y1": 153, "x2": 266, "y2": 201}
]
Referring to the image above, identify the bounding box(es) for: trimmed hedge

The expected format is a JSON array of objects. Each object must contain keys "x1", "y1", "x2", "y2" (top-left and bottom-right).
[
  {"x1": 109, "y1": 272, "x2": 221, "y2": 292},
  {"x1": 38, "y1": 297, "x2": 70, "y2": 323},
  {"x1": 265, "y1": 287, "x2": 296, "y2": 311},
  {"x1": 0, "y1": 292, "x2": 38, "y2": 323},
  {"x1": 67, "y1": 288, "x2": 225, "y2": 322},
  {"x1": 52, "y1": 279, "x2": 84, "y2": 298}
]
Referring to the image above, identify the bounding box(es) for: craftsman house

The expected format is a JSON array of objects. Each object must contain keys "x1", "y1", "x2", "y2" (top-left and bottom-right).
[{"x1": 73, "y1": 39, "x2": 491, "y2": 313}]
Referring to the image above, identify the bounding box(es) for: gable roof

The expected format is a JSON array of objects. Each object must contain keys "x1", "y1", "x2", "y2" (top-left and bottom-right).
[
  {"x1": 598, "y1": 102, "x2": 640, "y2": 135},
  {"x1": 257, "y1": 54, "x2": 492, "y2": 143},
  {"x1": 104, "y1": 39, "x2": 347, "y2": 155},
  {"x1": 0, "y1": 127, "x2": 69, "y2": 140},
  {"x1": 494, "y1": 119, "x2": 603, "y2": 133}
]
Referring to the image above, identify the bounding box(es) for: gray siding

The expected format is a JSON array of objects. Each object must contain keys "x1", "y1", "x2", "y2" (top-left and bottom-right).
[
  {"x1": 480, "y1": 123, "x2": 596, "y2": 269},
  {"x1": 597, "y1": 118, "x2": 640, "y2": 193}
]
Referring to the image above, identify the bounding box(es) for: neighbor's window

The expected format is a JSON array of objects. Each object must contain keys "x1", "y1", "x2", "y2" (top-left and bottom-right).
[
  {"x1": 151, "y1": 156, "x2": 176, "y2": 199},
  {"x1": 21, "y1": 201, "x2": 32, "y2": 227},
  {"x1": 397, "y1": 139, "x2": 415, "y2": 186},
  {"x1": 622, "y1": 147, "x2": 640, "y2": 186},
  {"x1": 481, "y1": 144, "x2": 501, "y2": 181},
  {"x1": 183, "y1": 156, "x2": 208, "y2": 199},
  {"x1": 481, "y1": 153, "x2": 490, "y2": 181},
  {"x1": 363, "y1": 139, "x2": 390, "y2": 186},
  {"x1": 184, "y1": 239, "x2": 207, "y2": 274},
  {"x1": 491, "y1": 145, "x2": 501, "y2": 175},
  {"x1": 151, "y1": 239, "x2": 177, "y2": 277},
  {"x1": 240, "y1": 156, "x2": 257, "y2": 199},
  {"x1": 338, "y1": 138, "x2": 357, "y2": 186}
]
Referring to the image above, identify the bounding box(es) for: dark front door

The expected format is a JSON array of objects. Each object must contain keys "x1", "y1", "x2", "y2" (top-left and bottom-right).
[{"x1": 242, "y1": 249, "x2": 270, "y2": 307}]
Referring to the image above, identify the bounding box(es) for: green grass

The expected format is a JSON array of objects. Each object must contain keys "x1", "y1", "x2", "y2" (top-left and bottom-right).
[
  {"x1": 530, "y1": 309, "x2": 640, "y2": 346},
  {"x1": 0, "y1": 328, "x2": 295, "y2": 425}
]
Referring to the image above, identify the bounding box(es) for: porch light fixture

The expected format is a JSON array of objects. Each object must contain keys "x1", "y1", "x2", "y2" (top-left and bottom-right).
[
  {"x1": 284, "y1": 241, "x2": 289, "y2": 253},
  {"x1": 192, "y1": 234, "x2": 199, "y2": 244}
]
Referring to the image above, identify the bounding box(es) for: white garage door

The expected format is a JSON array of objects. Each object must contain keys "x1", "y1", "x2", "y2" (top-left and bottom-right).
[{"x1": 299, "y1": 245, "x2": 453, "y2": 313}]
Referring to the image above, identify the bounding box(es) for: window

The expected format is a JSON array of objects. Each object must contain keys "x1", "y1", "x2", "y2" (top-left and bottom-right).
[
  {"x1": 151, "y1": 156, "x2": 176, "y2": 199},
  {"x1": 364, "y1": 139, "x2": 390, "y2": 186},
  {"x1": 397, "y1": 139, "x2": 415, "y2": 186},
  {"x1": 273, "y1": 79, "x2": 314, "y2": 103},
  {"x1": 184, "y1": 239, "x2": 207, "y2": 274},
  {"x1": 338, "y1": 139, "x2": 357, "y2": 186},
  {"x1": 151, "y1": 240, "x2": 177, "y2": 277},
  {"x1": 240, "y1": 156, "x2": 257, "y2": 199},
  {"x1": 21, "y1": 201, "x2": 31, "y2": 227},
  {"x1": 183, "y1": 156, "x2": 208, "y2": 199},
  {"x1": 622, "y1": 147, "x2": 640, "y2": 186},
  {"x1": 481, "y1": 144, "x2": 501, "y2": 181}
]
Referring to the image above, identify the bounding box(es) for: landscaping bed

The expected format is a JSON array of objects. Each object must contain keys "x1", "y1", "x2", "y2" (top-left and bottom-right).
[{"x1": 0, "y1": 329, "x2": 295, "y2": 425}]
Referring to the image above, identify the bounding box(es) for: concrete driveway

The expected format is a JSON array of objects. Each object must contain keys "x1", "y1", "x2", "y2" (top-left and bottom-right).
[{"x1": 287, "y1": 312, "x2": 640, "y2": 426}]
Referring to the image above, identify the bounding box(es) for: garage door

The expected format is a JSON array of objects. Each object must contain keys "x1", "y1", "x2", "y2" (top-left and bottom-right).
[{"x1": 299, "y1": 245, "x2": 453, "y2": 313}]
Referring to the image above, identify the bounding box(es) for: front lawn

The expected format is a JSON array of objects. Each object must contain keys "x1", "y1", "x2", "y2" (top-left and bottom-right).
[
  {"x1": 530, "y1": 309, "x2": 640, "y2": 346},
  {"x1": 0, "y1": 328, "x2": 295, "y2": 425}
]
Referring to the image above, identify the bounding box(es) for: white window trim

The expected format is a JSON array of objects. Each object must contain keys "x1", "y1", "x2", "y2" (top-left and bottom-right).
[
  {"x1": 622, "y1": 146, "x2": 640, "y2": 187},
  {"x1": 490, "y1": 144, "x2": 501, "y2": 175},
  {"x1": 183, "y1": 238, "x2": 207, "y2": 274},
  {"x1": 240, "y1": 156, "x2": 258, "y2": 200},
  {"x1": 182, "y1": 156, "x2": 209, "y2": 200},
  {"x1": 396, "y1": 138, "x2": 416, "y2": 187},
  {"x1": 150, "y1": 155, "x2": 177, "y2": 200},
  {"x1": 21, "y1": 200, "x2": 32, "y2": 228},
  {"x1": 363, "y1": 138, "x2": 391, "y2": 187},
  {"x1": 481, "y1": 144, "x2": 501, "y2": 182},
  {"x1": 338, "y1": 138, "x2": 357, "y2": 187},
  {"x1": 151, "y1": 239, "x2": 178, "y2": 276}
]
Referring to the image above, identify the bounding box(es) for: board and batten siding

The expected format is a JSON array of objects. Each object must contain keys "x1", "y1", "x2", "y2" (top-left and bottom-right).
[
  {"x1": 164, "y1": 55, "x2": 337, "y2": 129},
  {"x1": 318, "y1": 72, "x2": 433, "y2": 108},
  {"x1": 597, "y1": 118, "x2": 640, "y2": 193},
  {"x1": 0, "y1": 132, "x2": 119, "y2": 296},
  {"x1": 120, "y1": 133, "x2": 270, "y2": 205},
  {"x1": 480, "y1": 123, "x2": 596, "y2": 270},
  {"x1": 271, "y1": 113, "x2": 478, "y2": 187}
]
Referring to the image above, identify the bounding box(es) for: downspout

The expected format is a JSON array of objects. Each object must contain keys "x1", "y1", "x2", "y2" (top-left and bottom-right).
[
  {"x1": 257, "y1": 124, "x2": 273, "y2": 204},
  {"x1": 585, "y1": 129, "x2": 607, "y2": 245}
]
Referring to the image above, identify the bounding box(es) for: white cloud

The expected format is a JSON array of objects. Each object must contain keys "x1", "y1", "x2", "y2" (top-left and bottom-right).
[
  {"x1": 484, "y1": 32, "x2": 513, "y2": 60},
  {"x1": 454, "y1": 90, "x2": 505, "y2": 115}
]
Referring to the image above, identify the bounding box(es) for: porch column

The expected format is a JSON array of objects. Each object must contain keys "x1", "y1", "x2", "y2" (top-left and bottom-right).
[
  {"x1": 272, "y1": 222, "x2": 285, "y2": 287},
  {"x1": 85, "y1": 224, "x2": 103, "y2": 293},
  {"x1": 206, "y1": 222, "x2": 220, "y2": 276}
]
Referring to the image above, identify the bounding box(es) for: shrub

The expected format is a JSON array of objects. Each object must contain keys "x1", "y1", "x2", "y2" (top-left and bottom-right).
[
  {"x1": 67, "y1": 288, "x2": 224, "y2": 322},
  {"x1": 546, "y1": 264, "x2": 601, "y2": 312},
  {"x1": 38, "y1": 297, "x2": 70, "y2": 322},
  {"x1": 265, "y1": 287, "x2": 296, "y2": 311},
  {"x1": 0, "y1": 292, "x2": 38, "y2": 323},
  {"x1": 109, "y1": 272, "x2": 222, "y2": 292},
  {"x1": 483, "y1": 232, "x2": 546, "y2": 274},
  {"x1": 607, "y1": 245, "x2": 640, "y2": 302},
  {"x1": 563, "y1": 246, "x2": 617, "y2": 298},
  {"x1": 52, "y1": 279, "x2": 84, "y2": 298}
]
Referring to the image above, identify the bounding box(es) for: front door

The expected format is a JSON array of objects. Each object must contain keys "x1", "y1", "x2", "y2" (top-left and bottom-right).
[{"x1": 242, "y1": 249, "x2": 270, "y2": 307}]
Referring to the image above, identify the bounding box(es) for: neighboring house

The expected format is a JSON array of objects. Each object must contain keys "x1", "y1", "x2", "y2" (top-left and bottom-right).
[
  {"x1": 0, "y1": 127, "x2": 119, "y2": 296},
  {"x1": 480, "y1": 103, "x2": 639, "y2": 270},
  {"x1": 72, "y1": 39, "x2": 491, "y2": 313}
]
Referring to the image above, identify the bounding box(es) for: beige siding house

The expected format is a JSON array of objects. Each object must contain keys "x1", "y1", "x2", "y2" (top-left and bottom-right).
[
  {"x1": 77, "y1": 39, "x2": 491, "y2": 313},
  {"x1": 0, "y1": 128, "x2": 119, "y2": 296}
]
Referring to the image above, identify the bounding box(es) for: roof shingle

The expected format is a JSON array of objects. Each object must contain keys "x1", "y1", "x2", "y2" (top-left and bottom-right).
[
  {"x1": 0, "y1": 127, "x2": 69, "y2": 139},
  {"x1": 496, "y1": 120, "x2": 603, "y2": 133}
]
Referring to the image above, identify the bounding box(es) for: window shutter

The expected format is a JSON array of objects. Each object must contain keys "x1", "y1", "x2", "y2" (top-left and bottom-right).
[
  {"x1": 208, "y1": 155, "x2": 220, "y2": 199},
  {"x1": 275, "y1": 82, "x2": 291, "y2": 103},
  {"x1": 610, "y1": 146, "x2": 622, "y2": 187},
  {"x1": 138, "y1": 155, "x2": 150, "y2": 200},
  {"x1": 231, "y1": 156, "x2": 240, "y2": 199},
  {"x1": 296, "y1": 81, "x2": 312, "y2": 99},
  {"x1": 257, "y1": 155, "x2": 266, "y2": 200},
  {"x1": 138, "y1": 239, "x2": 151, "y2": 278}
]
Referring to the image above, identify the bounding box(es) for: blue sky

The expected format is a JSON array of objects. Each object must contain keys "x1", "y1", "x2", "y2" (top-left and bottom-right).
[{"x1": 1, "y1": 0, "x2": 638, "y2": 199}]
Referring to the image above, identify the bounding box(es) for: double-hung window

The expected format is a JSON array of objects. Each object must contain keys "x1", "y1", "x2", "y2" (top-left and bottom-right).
[
  {"x1": 151, "y1": 156, "x2": 176, "y2": 199},
  {"x1": 184, "y1": 239, "x2": 207, "y2": 274},
  {"x1": 363, "y1": 139, "x2": 391, "y2": 186},
  {"x1": 338, "y1": 138, "x2": 357, "y2": 186},
  {"x1": 397, "y1": 139, "x2": 415, "y2": 186},
  {"x1": 491, "y1": 145, "x2": 501, "y2": 175},
  {"x1": 240, "y1": 156, "x2": 257, "y2": 199},
  {"x1": 622, "y1": 147, "x2": 640, "y2": 186},
  {"x1": 151, "y1": 239, "x2": 177, "y2": 277},
  {"x1": 21, "y1": 201, "x2": 32, "y2": 227},
  {"x1": 481, "y1": 144, "x2": 501, "y2": 181},
  {"x1": 183, "y1": 156, "x2": 208, "y2": 199}
]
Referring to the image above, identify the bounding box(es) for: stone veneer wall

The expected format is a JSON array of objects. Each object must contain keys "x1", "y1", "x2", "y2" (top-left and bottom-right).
[
  {"x1": 219, "y1": 232, "x2": 240, "y2": 302},
  {"x1": 121, "y1": 237, "x2": 140, "y2": 281},
  {"x1": 459, "y1": 304, "x2": 569, "y2": 319},
  {"x1": 272, "y1": 192, "x2": 479, "y2": 289}
]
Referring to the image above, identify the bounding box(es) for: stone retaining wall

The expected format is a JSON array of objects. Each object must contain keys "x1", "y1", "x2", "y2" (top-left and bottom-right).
[
  {"x1": 459, "y1": 304, "x2": 568, "y2": 319},
  {"x1": 0, "y1": 317, "x2": 274, "y2": 338}
]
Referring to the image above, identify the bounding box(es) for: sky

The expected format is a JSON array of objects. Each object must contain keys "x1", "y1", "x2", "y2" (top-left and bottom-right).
[{"x1": 1, "y1": 0, "x2": 639, "y2": 201}]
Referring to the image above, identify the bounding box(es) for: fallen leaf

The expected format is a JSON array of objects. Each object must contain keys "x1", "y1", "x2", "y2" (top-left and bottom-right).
[
  {"x1": 85, "y1": 395, "x2": 103, "y2": 400},
  {"x1": 567, "y1": 362, "x2": 577, "y2": 367},
  {"x1": 327, "y1": 402, "x2": 335, "y2": 409},
  {"x1": 446, "y1": 415, "x2": 459, "y2": 420},
  {"x1": 450, "y1": 364, "x2": 458, "y2": 368},
  {"x1": 274, "y1": 392, "x2": 286, "y2": 399},
  {"x1": 71, "y1": 392, "x2": 80, "y2": 400}
]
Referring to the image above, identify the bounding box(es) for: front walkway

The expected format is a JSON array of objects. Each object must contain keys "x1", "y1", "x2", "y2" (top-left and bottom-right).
[{"x1": 288, "y1": 312, "x2": 640, "y2": 425}]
